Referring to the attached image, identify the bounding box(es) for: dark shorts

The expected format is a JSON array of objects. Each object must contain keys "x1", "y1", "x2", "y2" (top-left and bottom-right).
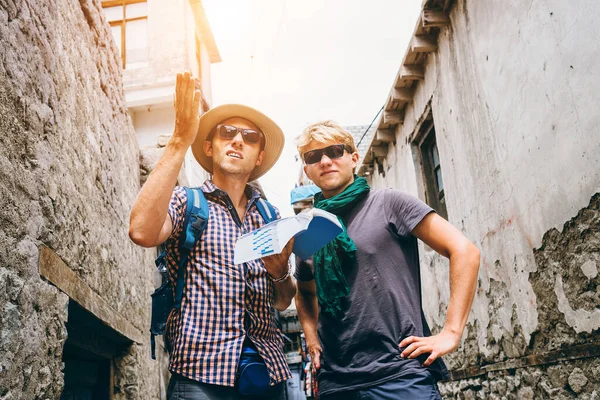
[
  {"x1": 167, "y1": 373, "x2": 285, "y2": 400},
  {"x1": 320, "y1": 370, "x2": 443, "y2": 400}
]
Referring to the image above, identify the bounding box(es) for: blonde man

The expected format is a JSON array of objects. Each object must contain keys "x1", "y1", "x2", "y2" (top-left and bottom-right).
[{"x1": 294, "y1": 121, "x2": 480, "y2": 399}]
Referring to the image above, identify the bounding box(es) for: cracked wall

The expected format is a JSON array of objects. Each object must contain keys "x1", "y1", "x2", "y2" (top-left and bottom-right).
[
  {"x1": 367, "y1": 0, "x2": 600, "y2": 397},
  {"x1": 439, "y1": 358, "x2": 600, "y2": 399},
  {"x1": 530, "y1": 194, "x2": 600, "y2": 351},
  {"x1": 0, "y1": 0, "x2": 160, "y2": 398}
]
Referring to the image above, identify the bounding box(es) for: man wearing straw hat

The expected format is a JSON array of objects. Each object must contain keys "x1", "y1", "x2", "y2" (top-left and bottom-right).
[{"x1": 129, "y1": 72, "x2": 295, "y2": 399}]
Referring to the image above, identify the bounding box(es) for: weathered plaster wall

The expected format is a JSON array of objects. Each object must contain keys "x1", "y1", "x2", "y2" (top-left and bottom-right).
[
  {"x1": 121, "y1": 0, "x2": 216, "y2": 89},
  {"x1": 368, "y1": 0, "x2": 600, "y2": 396},
  {"x1": 0, "y1": 0, "x2": 160, "y2": 398},
  {"x1": 123, "y1": 0, "x2": 193, "y2": 86}
]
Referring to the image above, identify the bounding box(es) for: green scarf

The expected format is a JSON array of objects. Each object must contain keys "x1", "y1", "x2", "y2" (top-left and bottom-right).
[{"x1": 313, "y1": 176, "x2": 370, "y2": 318}]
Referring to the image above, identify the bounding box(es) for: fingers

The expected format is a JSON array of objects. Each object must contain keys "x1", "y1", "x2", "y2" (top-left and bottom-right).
[
  {"x1": 175, "y1": 72, "x2": 189, "y2": 113},
  {"x1": 192, "y1": 90, "x2": 202, "y2": 114},
  {"x1": 423, "y1": 353, "x2": 438, "y2": 367},
  {"x1": 400, "y1": 334, "x2": 452, "y2": 366},
  {"x1": 400, "y1": 336, "x2": 431, "y2": 359},
  {"x1": 175, "y1": 72, "x2": 198, "y2": 115},
  {"x1": 399, "y1": 335, "x2": 416, "y2": 348},
  {"x1": 308, "y1": 343, "x2": 321, "y2": 371},
  {"x1": 171, "y1": 72, "x2": 202, "y2": 147},
  {"x1": 181, "y1": 73, "x2": 192, "y2": 116},
  {"x1": 175, "y1": 73, "x2": 182, "y2": 112},
  {"x1": 311, "y1": 349, "x2": 321, "y2": 373},
  {"x1": 400, "y1": 341, "x2": 423, "y2": 358},
  {"x1": 184, "y1": 75, "x2": 194, "y2": 115},
  {"x1": 404, "y1": 343, "x2": 431, "y2": 359},
  {"x1": 176, "y1": 72, "x2": 183, "y2": 95}
]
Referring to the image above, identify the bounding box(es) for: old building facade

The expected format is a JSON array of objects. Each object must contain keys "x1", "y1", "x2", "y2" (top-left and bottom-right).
[
  {"x1": 101, "y1": 0, "x2": 219, "y2": 187},
  {"x1": 358, "y1": 0, "x2": 600, "y2": 398},
  {"x1": 0, "y1": 0, "x2": 218, "y2": 398}
]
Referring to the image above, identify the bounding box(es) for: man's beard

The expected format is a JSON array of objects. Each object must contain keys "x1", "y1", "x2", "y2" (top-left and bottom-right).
[{"x1": 217, "y1": 160, "x2": 254, "y2": 177}]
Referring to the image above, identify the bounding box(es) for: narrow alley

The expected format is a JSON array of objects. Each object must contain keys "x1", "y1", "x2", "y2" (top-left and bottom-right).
[{"x1": 0, "y1": 0, "x2": 599, "y2": 399}]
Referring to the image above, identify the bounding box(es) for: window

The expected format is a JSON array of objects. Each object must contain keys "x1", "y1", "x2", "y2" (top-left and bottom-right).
[
  {"x1": 415, "y1": 119, "x2": 448, "y2": 219},
  {"x1": 102, "y1": 0, "x2": 148, "y2": 69}
]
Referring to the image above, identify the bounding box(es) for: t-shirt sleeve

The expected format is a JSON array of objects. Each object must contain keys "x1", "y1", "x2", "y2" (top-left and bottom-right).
[
  {"x1": 293, "y1": 255, "x2": 315, "y2": 282},
  {"x1": 167, "y1": 186, "x2": 188, "y2": 239},
  {"x1": 384, "y1": 189, "x2": 434, "y2": 237}
]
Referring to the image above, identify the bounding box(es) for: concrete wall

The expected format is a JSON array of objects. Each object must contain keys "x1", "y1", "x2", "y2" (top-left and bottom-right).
[
  {"x1": 0, "y1": 0, "x2": 161, "y2": 398},
  {"x1": 368, "y1": 0, "x2": 600, "y2": 397}
]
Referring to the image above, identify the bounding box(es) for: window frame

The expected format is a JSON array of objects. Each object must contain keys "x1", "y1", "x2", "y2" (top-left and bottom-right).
[
  {"x1": 101, "y1": 0, "x2": 148, "y2": 68},
  {"x1": 415, "y1": 119, "x2": 448, "y2": 220}
]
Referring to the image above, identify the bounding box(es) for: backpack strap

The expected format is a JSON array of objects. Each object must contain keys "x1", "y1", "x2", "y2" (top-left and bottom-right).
[
  {"x1": 254, "y1": 198, "x2": 278, "y2": 224},
  {"x1": 173, "y1": 187, "x2": 209, "y2": 309},
  {"x1": 171, "y1": 193, "x2": 272, "y2": 309}
]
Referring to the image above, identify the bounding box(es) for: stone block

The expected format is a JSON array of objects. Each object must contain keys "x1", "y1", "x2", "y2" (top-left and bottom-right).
[{"x1": 568, "y1": 367, "x2": 589, "y2": 394}]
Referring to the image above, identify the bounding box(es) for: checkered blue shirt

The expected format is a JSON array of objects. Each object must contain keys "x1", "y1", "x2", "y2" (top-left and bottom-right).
[{"x1": 164, "y1": 180, "x2": 291, "y2": 386}]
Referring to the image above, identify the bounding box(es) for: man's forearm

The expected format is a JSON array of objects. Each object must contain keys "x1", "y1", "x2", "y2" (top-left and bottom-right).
[
  {"x1": 273, "y1": 276, "x2": 297, "y2": 311},
  {"x1": 129, "y1": 140, "x2": 188, "y2": 247},
  {"x1": 443, "y1": 243, "x2": 480, "y2": 336},
  {"x1": 295, "y1": 290, "x2": 319, "y2": 346}
]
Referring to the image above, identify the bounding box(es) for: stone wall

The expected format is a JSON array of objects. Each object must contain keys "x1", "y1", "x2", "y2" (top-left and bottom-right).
[
  {"x1": 366, "y1": 0, "x2": 600, "y2": 397},
  {"x1": 439, "y1": 358, "x2": 600, "y2": 399},
  {"x1": 0, "y1": 0, "x2": 160, "y2": 398}
]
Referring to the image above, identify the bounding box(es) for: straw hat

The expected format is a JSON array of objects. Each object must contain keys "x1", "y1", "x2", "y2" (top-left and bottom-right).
[{"x1": 191, "y1": 104, "x2": 285, "y2": 181}]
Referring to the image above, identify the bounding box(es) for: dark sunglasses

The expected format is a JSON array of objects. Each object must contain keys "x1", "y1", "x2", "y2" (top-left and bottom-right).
[
  {"x1": 216, "y1": 124, "x2": 263, "y2": 145},
  {"x1": 303, "y1": 144, "x2": 353, "y2": 164}
]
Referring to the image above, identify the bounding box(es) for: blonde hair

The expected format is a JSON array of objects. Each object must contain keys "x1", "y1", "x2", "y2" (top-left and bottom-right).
[{"x1": 295, "y1": 120, "x2": 357, "y2": 158}]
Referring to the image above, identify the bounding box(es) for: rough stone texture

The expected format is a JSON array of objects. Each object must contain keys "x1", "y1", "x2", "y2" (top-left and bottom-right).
[
  {"x1": 114, "y1": 343, "x2": 166, "y2": 400},
  {"x1": 156, "y1": 134, "x2": 171, "y2": 148},
  {"x1": 139, "y1": 144, "x2": 189, "y2": 187},
  {"x1": 568, "y1": 367, "x2": 589, "y2": 394},
  {"x1": 364, "y1": 0, "x2": 600, "y2": 396},
  {"x1": 439, "y1": 358, "x2": 600, "y2": 399},
  {"x1": 0, "y1": 0, "x2": 159, "y2": 398},
  {"x1": 530, "y1": 194, "x2": 600, "y2": 351}
]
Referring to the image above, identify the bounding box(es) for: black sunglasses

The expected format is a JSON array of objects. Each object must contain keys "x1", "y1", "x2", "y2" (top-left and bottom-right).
[
  {"x1": 303, "y1": 144, "x2": 353, "y2": 164},
  {"x1": 216, "y1": 124, "x2": 263, "y2": 145}
]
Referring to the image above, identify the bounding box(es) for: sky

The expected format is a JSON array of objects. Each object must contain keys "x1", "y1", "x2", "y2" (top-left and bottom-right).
[{"x1": 202, "y1": 0, "x2": 423, "y2": 216}]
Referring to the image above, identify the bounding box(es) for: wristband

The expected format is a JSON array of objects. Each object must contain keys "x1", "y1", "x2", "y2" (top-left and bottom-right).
[{"x1": 270, "y1": 265, "x2": 291, "y2": 283}]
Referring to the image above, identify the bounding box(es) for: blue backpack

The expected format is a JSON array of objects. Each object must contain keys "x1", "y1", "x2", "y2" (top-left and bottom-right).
[{"x1": 150, "y1": 187, "x2": 277, "y2": 359}]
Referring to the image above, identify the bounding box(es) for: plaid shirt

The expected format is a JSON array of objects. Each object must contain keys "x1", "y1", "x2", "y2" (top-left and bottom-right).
[{"x1": 164, "y1": 181, "x2": 291, "y2": 387}]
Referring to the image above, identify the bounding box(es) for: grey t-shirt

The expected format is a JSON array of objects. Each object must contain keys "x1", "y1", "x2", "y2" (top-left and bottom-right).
[{"x1": 295, "y1": 189, "x2": 449, "y2": 395}]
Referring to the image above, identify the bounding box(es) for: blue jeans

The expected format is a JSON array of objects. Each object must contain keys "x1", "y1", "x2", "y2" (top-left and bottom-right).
[
  {"x1": 167, "y1": 373, "x2": 285, "y2": 400},
  {"x1": 320, "y1": 371, "x2": 443, "y2": 400}
]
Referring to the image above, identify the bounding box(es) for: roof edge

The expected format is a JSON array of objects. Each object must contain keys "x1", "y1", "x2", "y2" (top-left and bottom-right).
[{"x1": 189, "y1": 0, "x2": 222, "y2": 63}]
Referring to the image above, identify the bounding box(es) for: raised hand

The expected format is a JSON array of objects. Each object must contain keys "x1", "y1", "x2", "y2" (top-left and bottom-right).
[{"x1": 172, "y1": 71, "x2": 202, "y2": 148}]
